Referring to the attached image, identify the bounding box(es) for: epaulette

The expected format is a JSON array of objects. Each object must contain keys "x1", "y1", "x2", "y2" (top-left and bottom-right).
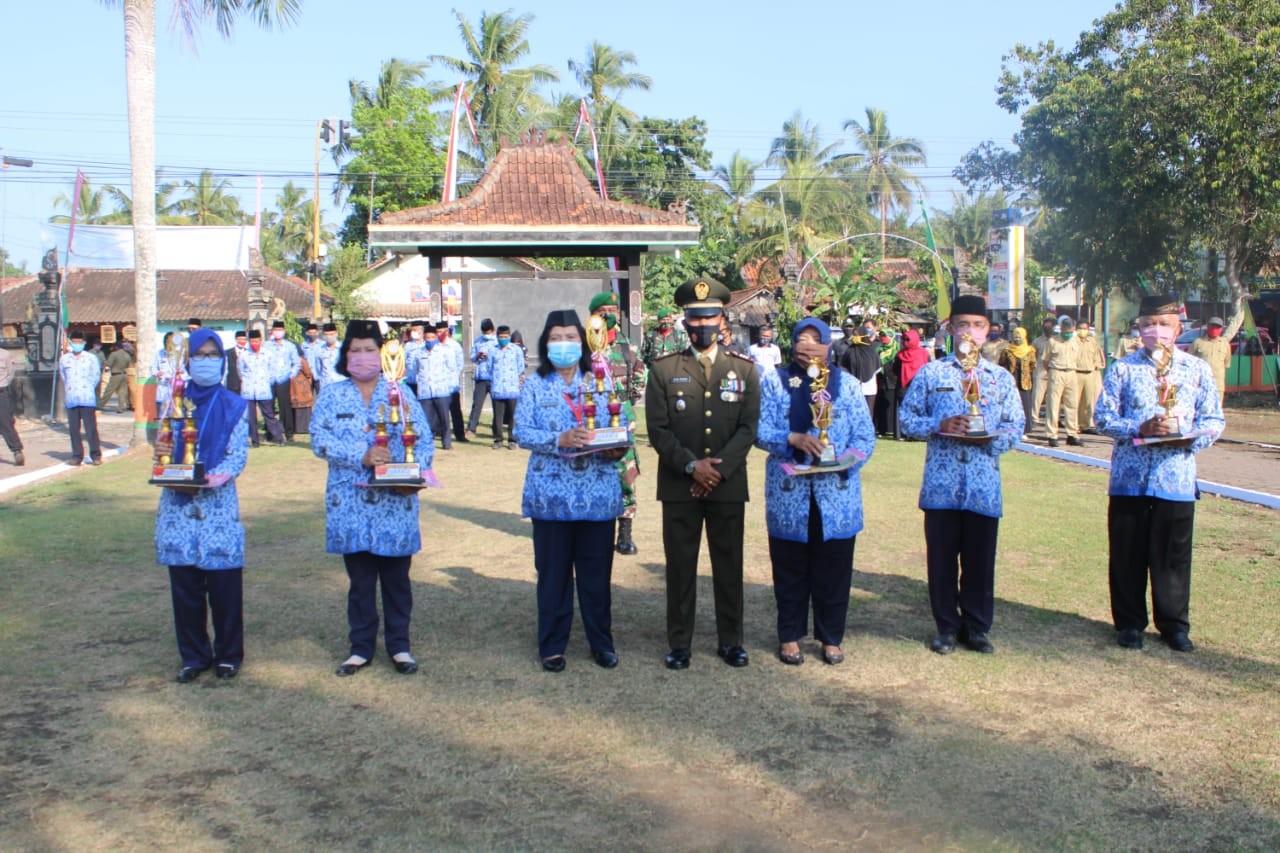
[{"x1": 727, "y1": 350, "x2": 755, "y2": 361}]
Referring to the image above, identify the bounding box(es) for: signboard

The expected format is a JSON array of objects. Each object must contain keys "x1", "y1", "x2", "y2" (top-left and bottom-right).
[
  {"x1": 987, "y1": 224, "x2": 1025, "y2": 311},
  {"x1": 100, "y1": 324, "x2": 117, "y2": 344}
]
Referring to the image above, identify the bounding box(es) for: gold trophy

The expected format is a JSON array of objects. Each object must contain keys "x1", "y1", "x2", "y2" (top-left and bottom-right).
[
  {"x1": 149, "y1": 377, "x2": 207, "y2": 485},
  {"x1": 957, "y1": 334, "x2": 989, "y2": 437},
  {"x1": 1152, "y1": 342, "x2": 1183, "y2": 437},
  {"x1": 807, "y1": 360, "x2": 839, "y2": 466},
  {"x1": 369, "y1": 352, "x2": 425, "y2": 486},
  {"x1": 576, "y1": 313, "x2": 630, "y2": 451}
]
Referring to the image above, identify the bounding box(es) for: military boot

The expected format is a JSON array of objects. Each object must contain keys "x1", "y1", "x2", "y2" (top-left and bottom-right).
[{"x1": 615, "y1": 518, "x2": 638, "y2": 556}]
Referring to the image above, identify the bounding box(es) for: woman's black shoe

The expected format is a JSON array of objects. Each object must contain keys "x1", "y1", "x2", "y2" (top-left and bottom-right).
[{"x1": 541, "y1": 655, "x2": 566, "y2": 672}]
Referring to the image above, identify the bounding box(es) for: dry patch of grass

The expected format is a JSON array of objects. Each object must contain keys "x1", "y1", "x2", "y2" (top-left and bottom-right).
[{"x1": 1, "y1": 430, "x2": 1277, "y2": 849}]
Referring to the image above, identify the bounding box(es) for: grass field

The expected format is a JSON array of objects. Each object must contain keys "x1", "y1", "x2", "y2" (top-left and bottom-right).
[{"x1": 1, "y1": 426, "x2": 1277, "y2": 850}]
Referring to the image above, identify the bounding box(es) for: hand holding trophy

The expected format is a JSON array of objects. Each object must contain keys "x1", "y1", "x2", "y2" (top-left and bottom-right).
[
  {"x1": 368, "y1": 340, "x2": 425, "y2": 487},
  {"x1": 150, "y1": 376, "x2": 209, "y2": 485},
  {"x1": 570, "y1": 315, "x2": 630, "y2": 453},
  {"x1": 1152, "y1": 341, "x2": 1183, "y2": 438},
  {"x1": 956, "y1": 333, "x2": 990, "y2": 438},
  {"x1": 807, "y1": 359, "x2": 839, "y2": 466}
]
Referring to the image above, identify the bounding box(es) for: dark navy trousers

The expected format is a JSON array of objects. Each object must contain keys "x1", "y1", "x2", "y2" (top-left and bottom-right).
[
  {"x1": 168, "y1": 565, "x2": 243, "y2": 669},
  {"x1": 924, "y1": 510, "x2": 999, "y2": 635},
  {"x1": 532, "y1": 519, "x2": 615, "y2": 658},
  {"x1": 343, "y1": 551, "x2": 413, "y2": 660},
  {"x1": 768, "y1": 496, "x2": 856, "y2": 646}
]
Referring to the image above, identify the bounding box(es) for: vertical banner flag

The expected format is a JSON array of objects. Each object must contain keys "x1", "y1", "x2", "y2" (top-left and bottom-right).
[
  {"x1": 919, "y1": 199, "x2": 951, "y2": 320},
  {"x1": 576, "y1": 99, "x2": 619, "y2": 294},
  {"x1": 986, "y1": 209, "x2": 1025, "y2": 311}
]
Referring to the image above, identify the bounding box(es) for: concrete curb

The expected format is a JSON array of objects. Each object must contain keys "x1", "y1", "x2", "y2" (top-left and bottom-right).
[
  {"x1": 1016, "y1": 443, "x2": 1280, "y2": 511},
  {"x1": 0, "y1": 446, "x2": 130, "y2": 496}
]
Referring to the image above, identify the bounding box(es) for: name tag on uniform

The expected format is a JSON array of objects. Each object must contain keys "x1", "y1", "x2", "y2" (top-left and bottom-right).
[
  {"x1": 933, "y1": 387, "x2": 954, "y2": 393},
  {"x1": 337, "y1": 412, "x2": 355, "y2": 419},
  {"x1": 669, "y1": 376, "x2": 691, "y2": 384}
]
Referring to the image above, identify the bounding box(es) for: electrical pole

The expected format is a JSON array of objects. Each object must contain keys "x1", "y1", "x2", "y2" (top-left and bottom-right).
[
  {"x1": 312, "y1": 120, "x2": 323, "y2": 319},
  {"x1": 365, "y1": 173, "x2": 376, "y2": 267}
]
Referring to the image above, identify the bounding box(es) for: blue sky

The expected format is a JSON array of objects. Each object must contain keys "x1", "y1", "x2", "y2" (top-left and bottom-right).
[{"x1": 0, "y1": 0, "x2": 1118, "y2": 271}]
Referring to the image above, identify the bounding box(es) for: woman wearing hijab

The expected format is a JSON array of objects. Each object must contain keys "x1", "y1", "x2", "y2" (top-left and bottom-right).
[
  {"x1": 513, "y1": 309, "x2": 628, "y2": 672},
  {"x1": 998, "y1": 327, "x2": 1038, "y2": 436},
  {"x1": 755, "y1": 318, "x2": 876, "y2": 666},
  {"x1": 893, "y1": 330, "x2": 931, "y2": 441},
  {"x1": 311, "y1": 320, "x2": 434, "y2": 677},
  {"x1": 154, "y1": 329, "x2": 250, "y2": 683}
]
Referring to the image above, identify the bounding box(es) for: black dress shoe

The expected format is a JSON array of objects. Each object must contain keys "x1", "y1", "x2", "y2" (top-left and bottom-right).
[
  {"x1": 215, "y1": 663, "x2": 239, "y2": 680},
  {"x1": 176, "y1": 666, "x2": 207, "y2": 683},
  {"x1": 541, "y1": 655, "x2": 566, "y2": 673},
  {"x1": 930, "y1": 634, "x2": 957, "y2": 655},
  {"x1": 821, "y1": 647, "x2": 845, "y2": 665},
  {"x1": 592, "y1": 650, "x2": 619, "y2": 669},
  {"x1": 335, "y1": 660, "x2": 368, "y2": 677},
  {"x1": 959, "y1": 628, "x2": 995, "y2": 654},
  {"x1": 1116, "y1": 628, "x2": 1144, "y2": 650},
  {"x1": 716, "y1": 644, "x2": 749, "y2": 668},
  {"x1": 1163, "y1": 631, "x2": 1194, "y2": 652},
  {"x1": 778, "y1": 646, "x2": 804, "y2": 666},
  {"x1": 1066, "y1": 436, "x2": 1084, "y2": 446},
  {"x1": 393, "y1": 658, "x2": 419, "y2": 674},
  {"x1": 664, "y1": 648, "x2": 691, "y2": 670},
  {"x1": 1047, "y1": 439, "x2": 1061, "y2": 448}
]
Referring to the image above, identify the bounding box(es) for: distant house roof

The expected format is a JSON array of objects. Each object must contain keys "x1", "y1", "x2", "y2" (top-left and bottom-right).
[
  {"x1": 0, "y1": 267, "x2": 319, "y2": 326},
  {"x1": 369, "y1": 137, "x2": 699, "y2": 256}
]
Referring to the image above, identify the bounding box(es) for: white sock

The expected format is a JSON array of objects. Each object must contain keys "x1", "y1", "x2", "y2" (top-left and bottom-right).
[{"x1": 342, "y1": 655, "x2": 367, "y2": 667}]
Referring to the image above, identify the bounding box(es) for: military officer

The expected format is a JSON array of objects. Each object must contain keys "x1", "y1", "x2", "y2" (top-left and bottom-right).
[
  {"x1": 645, "y1": 277, "x2": 760, "y2": 670},
  {"x1": 1075, "y1": 320, "x2": 1107, "y2": 432},
  {"x1": 1030, "y1": 317, "x2": 1057, "y2": 429},
  {"x1": 1187, "y1": 316, "x2": 1231, "y2": 406},
  {"x1": 589, "y1": 291, "x2": 644, "y2": 555},
  {"x1": 641, "y1": 308, "x2": 689, "y2": 366}
]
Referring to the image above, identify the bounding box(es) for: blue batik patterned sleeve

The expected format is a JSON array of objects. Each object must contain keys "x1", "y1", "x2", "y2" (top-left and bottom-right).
[
  {"x1": 514, "y1": 374, "x2": 563, "y2": 454},
  {"x1": 983, "y1": 364, "x2": 1026, "y2": 456},
  {"x1": 754, "y1": 369, "x2": 794, "y2": 456},
  {"x1": 311, "y1": 382, "x2": 367, "y2": 470}
]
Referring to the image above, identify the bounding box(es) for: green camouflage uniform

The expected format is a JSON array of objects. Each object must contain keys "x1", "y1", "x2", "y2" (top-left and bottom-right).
[
  {"x1": 642, "y1": 326, "x2": 690, "y2": 366},
  {"x1": 603, "y1": 329, "x2": 644, "y2": 519}
]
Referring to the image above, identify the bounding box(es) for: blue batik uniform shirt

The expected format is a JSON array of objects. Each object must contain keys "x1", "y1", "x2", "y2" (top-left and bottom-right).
[
  {"x1": 403, "y1": 339, "x2": 425, "y2": 385},
  {"x1": 413, "y1": 346, "x2": 454, "y2": 399},
  {"x1": 264, "y1": 337, "x2": 300, "y2": 385},
  {"x1": 236, "y1": 349, "x2": 274, "y2": 401},
  {"x1": 60, "y1": 351, "x2": 101, "y2": 409},
  {"x1": 315, "y1": 343, "x2": 343, "y2": 387},
  {"x1": 491, "y1": 345, "x2": 526, "y2": 399},
  {"x1": 755, "y1": 365, "x2": 876, "y2": 542},
  {"x1": 471, "y1": 334, "x2": 498, "y2": 381},
  {"x1": 513, "y1": 370, "x2": 625, "y2": 521},
  {"x1": 898, "y1": 355, "x2": 1025, "y2": 518},
  {"x1": 310, "y1": 378, "x2": 434, "y2": 556},
  {"x1": 155, "y1": 418, "x2": 249, "y2": 570},
  {"x1": 443, "y1": 337, "x2": 464, "y2": 393},
  {"x1": 1094, "y1": 347, "x2": 1224, "y2": 501}
]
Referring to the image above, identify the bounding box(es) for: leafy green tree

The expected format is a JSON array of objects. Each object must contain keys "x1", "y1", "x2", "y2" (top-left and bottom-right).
[
  {"x1": 932, "y1": 190, "x2": 1009, "y2": 286},
  {"x1": 642, "y1": 197, "x2": 739, "y2": 317},
  {"x1": 167, "y1": 169, "x2": 245, "y2": 225},
  {"x1": 1, "y1": 248, "x2": 28, "y2": 278},
  {"x1": 997, "y1": 0, "x2": 1280, "y2": 336},
  {"x1": 337, "y1": 87, "x2": 447, "y2": 247},
  {"x1": 837, "y1": 107, "x2": 926, "y2": 257},
  {"x1": 428, "y1": 9, "x2": 558, "y2": 161},
  {"x1": 712, "y1": 151, "x2": 759, "y2": 226},
  {"x1": 605, "y1": 116, "x2": 712, "y2": 211},
  {"x1": 322, "y1": 243, "x2": 374, "y2": 320}
]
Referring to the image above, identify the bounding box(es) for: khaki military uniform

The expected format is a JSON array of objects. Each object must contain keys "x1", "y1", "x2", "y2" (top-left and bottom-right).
[
  {"x1": 1030, "y1": 332, "x2": 1055, "y2": 426},
  {"x1": 1043, "y1": 335, "x2": 1082, "y2": 440},
  {"x1": 1114, "y1": 335, "x2": 1141, "y2": 360},
  {"x1": 645, "y1": 345, "x2": 760, "y2": 650},
  {"x1": 1188, "y1": 335, "x2": 1231, "y2": 405},
  {"x1": 1075, "y1": 333, "x2": 1106, "y2": 431}
]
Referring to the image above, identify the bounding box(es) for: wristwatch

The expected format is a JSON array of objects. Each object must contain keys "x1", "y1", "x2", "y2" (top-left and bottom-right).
[{"x1": 684, "y1": 459, "x2": 698, "y2": 476}]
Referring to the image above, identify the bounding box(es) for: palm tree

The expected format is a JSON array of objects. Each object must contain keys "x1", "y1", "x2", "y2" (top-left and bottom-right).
[
  {"x1": 349, "y1": 57, "x2": 430, "y2": 109},
  {"x1": 838, "y1": 107, "x2": 926, "y2": 256},
  {"x1": 569, "y1": 41, "x2": 651, "y2": 115},
  {"x1": 49, "y1": 178, "x2": 133, "y2": 224},
  {"x1": 428, "y1": 10, "x2": 559, "y2": 160},
  {"x1": 168, "y1": 169, "x2": 245, "y2": 225},
  {"x1": 768, "y1": 111, "x2": 840, "y2": 169},
  {"x1": 713, "y1": 152, "x2": 759, "y2": 225},
  {"x1": 108, "y1": 0, "x2": 297, "y2": 445}
]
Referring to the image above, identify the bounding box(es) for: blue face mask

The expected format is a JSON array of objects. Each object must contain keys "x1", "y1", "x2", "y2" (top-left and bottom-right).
[
  {"x1": 424, "y1": 339, "x2": 437, "y2": 350},
  {"x1": 547, "y1": 340, "x2": 581, "y2": 368},
  {"x1": 70, "y1": 342, "x2": 85, "y2": 353},
  {"x1": 498, "y1": 337, "x2": 511, "y2": 348},
  {"x1": 188, "y1": 357, "x2": 224, "y2": 387}
]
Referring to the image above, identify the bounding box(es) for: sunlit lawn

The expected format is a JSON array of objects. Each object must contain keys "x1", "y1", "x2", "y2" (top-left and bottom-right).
[{"x1": 1, "y1": 422, "x2": 1277, "y2": 849}]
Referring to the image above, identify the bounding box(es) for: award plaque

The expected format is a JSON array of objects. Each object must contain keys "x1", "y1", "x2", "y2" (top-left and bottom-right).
[{"x1": 956, "y1": 334, "x2": 989, "y2": 437}]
